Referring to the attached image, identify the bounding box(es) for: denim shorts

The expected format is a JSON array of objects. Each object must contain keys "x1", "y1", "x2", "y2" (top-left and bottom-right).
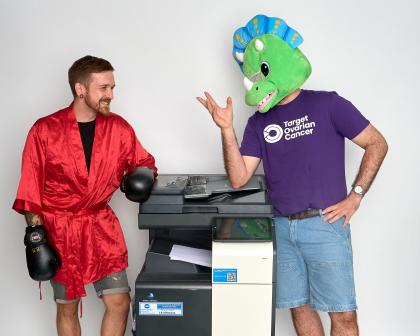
[
  {"x1": 50, "y1": 270, "x2": 131, "y2": 304},
  {"x1": 275, "y1": 211, "x2": 357, "y2": 312}
]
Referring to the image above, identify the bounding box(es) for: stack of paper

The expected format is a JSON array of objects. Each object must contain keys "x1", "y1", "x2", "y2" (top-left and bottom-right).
[{"x1": 169, "y1": 244, "x2": 212, "y2": 267}]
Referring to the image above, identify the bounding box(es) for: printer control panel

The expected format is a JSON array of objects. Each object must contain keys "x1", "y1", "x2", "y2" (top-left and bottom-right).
[{"x1": 184, "y1": 175, "x2": 209, "y2": 198}]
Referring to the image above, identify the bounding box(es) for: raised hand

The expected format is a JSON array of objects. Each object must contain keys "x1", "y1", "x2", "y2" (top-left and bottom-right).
[{"x1": 197, "y1": 91, "x2": 233, "y2": 130}]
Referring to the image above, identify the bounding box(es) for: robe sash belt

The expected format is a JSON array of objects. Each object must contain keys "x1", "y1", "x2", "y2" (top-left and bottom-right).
[{"x1": 42, "y1": 203, "x2": 111, "y2": 300}]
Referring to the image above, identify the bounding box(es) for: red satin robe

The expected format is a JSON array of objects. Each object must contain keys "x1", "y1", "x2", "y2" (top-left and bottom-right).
[{"x1": 13, "y1": 103, "x2": 157, "y2": 300}]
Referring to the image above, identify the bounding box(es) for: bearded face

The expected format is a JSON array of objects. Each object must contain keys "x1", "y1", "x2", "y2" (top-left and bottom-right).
[
  {"x1": 83, "y1": 71, "x2": 115, "y2": 116},
  {"x1": 84, "y1": 92, "x2": 111, "y2": 116}
]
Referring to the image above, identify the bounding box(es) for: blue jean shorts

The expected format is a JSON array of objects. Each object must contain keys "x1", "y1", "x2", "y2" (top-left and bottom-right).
[{"x1": 275, "y1": 211, "x2": 357, "y2": 312}]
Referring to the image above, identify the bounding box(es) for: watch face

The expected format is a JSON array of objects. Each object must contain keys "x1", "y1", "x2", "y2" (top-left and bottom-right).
[{"x1": 354, "y1": 186, "x2": 363, "y2": 194}]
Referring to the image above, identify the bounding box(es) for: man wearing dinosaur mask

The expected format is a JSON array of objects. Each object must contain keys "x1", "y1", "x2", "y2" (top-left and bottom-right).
[{"x1": 197, "y1": 15, "x2": 388, "y2": 336}]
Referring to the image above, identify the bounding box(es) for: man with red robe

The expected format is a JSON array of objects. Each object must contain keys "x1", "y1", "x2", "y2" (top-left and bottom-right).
[{"x1": 13, "y1": 55, "x2": 157, "y2": 336}]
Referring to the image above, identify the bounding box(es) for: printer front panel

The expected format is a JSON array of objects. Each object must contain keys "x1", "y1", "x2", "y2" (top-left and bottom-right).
[
  {"x1": 212, "y1": 284, "x2": 272, "y2": 336},
  {"x1": 212, "y1": 241, "x2": 273, "y2": 284}
]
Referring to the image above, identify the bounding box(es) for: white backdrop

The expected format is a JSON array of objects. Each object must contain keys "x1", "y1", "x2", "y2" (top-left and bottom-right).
[{"x1": 1, "y1": 0, "x2": 419, "y2": 335}]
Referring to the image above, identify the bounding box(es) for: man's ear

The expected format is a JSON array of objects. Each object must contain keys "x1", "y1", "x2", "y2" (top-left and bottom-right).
[{"x1": 75, "y1": 82, "x2": 87, "y2": 97}]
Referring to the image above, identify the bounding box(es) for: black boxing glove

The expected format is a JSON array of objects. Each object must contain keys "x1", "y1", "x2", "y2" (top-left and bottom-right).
[
  {"x1": 24, "y1": 225, "x2": 61, "y2": 281},
  {"x1": 120, "y1": 167, "x2": 155, "y2": 203}
]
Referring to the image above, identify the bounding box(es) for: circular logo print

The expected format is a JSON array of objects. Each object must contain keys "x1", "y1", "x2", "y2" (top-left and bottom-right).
[
  {"x1": 30, "y1": 232, "x2": 42, "y2": 243},
  {"x1": 263, "y1": 124, "x2": 283, "y2": 143}
]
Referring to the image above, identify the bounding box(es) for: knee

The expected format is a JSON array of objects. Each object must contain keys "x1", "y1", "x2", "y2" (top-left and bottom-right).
[
  {"x1": 57, "y1": 302, "x2": 79, "y2": 320},
  {"x1": 103, "y1": 294, "x2": 130, "y2": 314},
  {"x1": 291, "y1": 304, "x2": 313, "y2": 317},
  {"x1": 329, "y1": 311, "x2": 357, "y2": 327}
]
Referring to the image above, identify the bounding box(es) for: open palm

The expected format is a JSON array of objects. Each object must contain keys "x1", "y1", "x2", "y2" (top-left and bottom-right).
[{"x1": 197, "y1": 91, "x2": 233, "y2": 130}]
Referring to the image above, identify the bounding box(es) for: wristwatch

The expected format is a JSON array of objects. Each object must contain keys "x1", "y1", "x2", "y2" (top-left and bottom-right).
[{"x1": 351, "y1": 185, "x2": 365, "y2": 197}]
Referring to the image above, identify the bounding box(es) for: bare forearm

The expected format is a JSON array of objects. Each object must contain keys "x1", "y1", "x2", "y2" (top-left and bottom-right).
[
  {"x1": 353, "y1": 140, "x2": 388, "y2": 193},
  {"x1": 221, "y1": 127, "x2": 248, "y2": 187},
  {"x1": 24, "y1": 211, "x2": 43, "y2": 226}
]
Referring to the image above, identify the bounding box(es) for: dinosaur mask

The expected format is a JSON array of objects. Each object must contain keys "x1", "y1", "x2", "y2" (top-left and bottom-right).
[{"x1": 233, "y1": 15, "x2": 312, "y2": 113}]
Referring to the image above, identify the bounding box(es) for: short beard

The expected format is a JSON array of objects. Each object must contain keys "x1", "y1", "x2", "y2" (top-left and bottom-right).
[{"x1": 85, "y1": 95, "x2": 111, "y2": 116}]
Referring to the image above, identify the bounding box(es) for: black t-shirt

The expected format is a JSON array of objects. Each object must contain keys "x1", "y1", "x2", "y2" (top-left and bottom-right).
[{"x1": 78, "y1": 120, "x2": 96, "y2": 172}]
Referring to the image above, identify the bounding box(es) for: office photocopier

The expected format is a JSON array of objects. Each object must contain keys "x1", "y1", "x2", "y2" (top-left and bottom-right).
[{"x1": 134, "y1": 174, "x2": 276, "y2": 336}]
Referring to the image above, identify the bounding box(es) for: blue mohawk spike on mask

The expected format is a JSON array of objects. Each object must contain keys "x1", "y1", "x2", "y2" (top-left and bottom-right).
[{"x1": 232, "y1": 14, "x2": 304, "y2": 70}]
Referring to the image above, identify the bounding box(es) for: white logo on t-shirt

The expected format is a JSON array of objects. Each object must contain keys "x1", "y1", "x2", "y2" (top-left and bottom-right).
[
  {"x1": 264, "y1": 115, "x2": 316, "y2": 143},
  {"x1": 263, "y1": 124, "x2": 283, "y2": 143}
]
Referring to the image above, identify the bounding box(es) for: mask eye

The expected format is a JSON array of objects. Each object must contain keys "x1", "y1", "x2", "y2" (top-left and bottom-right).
[{"x1": 261, "y1": 62, "x2": 269, "y2": 77}]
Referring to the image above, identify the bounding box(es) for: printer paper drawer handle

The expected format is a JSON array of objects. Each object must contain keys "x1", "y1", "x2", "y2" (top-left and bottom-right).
[{"x1": 182, "y1": 206, "x2": 218, "y2": 213}]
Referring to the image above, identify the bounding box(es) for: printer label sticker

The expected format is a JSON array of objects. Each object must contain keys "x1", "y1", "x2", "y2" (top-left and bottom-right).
[
  {"x1": 213, "y1": 268, "x2": 237, "y2": 283},
  {"x1": 139, "y1": 302, "x2": 183, "y2": 316}
]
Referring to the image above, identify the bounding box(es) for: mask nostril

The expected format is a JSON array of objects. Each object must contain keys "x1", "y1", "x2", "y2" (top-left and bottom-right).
[{"x1": 256, "y1": 87, "x2": 259, "y2": 91}]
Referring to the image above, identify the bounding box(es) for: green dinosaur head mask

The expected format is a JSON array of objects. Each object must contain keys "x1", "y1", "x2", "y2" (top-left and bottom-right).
[{"x1": 233, "y1": 15, "x2": 311, "y2": 113}]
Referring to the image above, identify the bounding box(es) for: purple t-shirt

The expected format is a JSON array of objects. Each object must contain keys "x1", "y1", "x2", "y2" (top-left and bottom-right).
[{"x1": 240, "y1": 90, "x2": 369, "y2": 216}]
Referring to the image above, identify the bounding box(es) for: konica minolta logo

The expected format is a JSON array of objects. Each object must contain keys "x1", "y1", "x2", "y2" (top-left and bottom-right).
[{"x1": 264, "y1": 115, "x2": 316, "y2": 143}]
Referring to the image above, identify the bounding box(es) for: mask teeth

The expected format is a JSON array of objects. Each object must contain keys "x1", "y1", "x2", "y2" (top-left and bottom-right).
[{"x1": 258, "y1": 90, "x2": 276, "y2": 109}]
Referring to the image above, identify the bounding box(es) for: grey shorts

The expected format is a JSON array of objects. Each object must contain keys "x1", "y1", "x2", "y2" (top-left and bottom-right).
[{"x1": 50, "y1": 270, "x2": 131, "y2": 304}]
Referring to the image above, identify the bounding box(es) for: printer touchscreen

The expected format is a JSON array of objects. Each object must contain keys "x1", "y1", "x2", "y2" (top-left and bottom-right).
[{"x1": 213, "y1": 217, "x2": 272, "y2": 241}]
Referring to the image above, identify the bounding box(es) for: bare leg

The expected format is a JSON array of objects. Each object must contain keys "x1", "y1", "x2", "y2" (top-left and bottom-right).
[
  {"x1": 101, "y1": 293, "x2": 131, "y2": 336},
  {"x1": 291, "y1": 304, "x2": 325, "y2": 336},
  {"x1": 329, "y1": 311, "x2": 359, "y2": 336},
  {"x1": 56, "y1": 301, "x2": 81, "y2": 336}
]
